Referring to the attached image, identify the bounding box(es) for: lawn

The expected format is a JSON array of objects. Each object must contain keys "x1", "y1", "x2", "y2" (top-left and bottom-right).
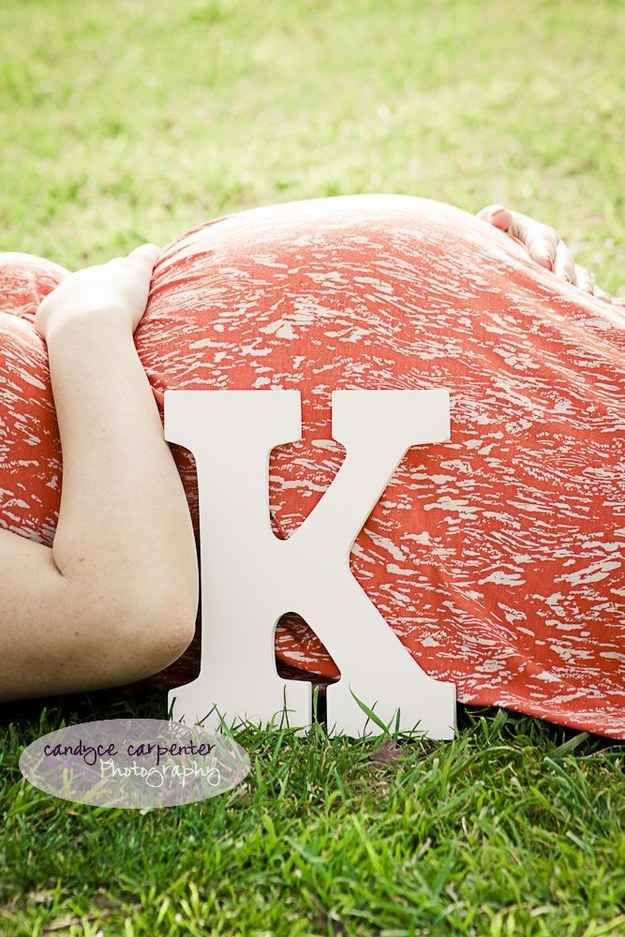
[{"x1": 1, "y1": 0, "x2": 625, "y2": 934}]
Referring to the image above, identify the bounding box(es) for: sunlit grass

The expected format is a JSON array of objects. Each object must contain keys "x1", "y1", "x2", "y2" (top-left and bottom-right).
[{"x1": 1, "y1": 0, "x2": 624, "y2": 291}]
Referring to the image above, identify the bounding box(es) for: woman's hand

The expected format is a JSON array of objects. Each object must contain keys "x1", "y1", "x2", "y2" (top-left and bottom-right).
[
  {"x1": 34, "y1": 243, "x2": 160, "y2": 342},
  {"x1": 477, "y1": 205, "x2": 623, "y2": 305}
]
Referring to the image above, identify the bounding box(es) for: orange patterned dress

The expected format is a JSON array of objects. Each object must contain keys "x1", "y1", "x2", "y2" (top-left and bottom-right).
[{"x1": 3, "y1": 195, "x2": 625, "y2": 737}]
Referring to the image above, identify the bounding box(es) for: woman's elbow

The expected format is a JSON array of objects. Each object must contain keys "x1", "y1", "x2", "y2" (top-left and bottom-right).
[
  {"x1": 133, "y1": 587, "x2": 197, "y2": 669},
  {"x1": 94, "y1": 585, "x2": 198, "y2": 684}
]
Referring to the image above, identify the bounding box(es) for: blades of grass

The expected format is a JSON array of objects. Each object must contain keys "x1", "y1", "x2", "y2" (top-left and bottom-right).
[
  {"x1": 349, "y1": 689, "x2": 395, "y2": 737},
  {"x1": 550, "y1": 732, "x2": 590, "y2": 760}
]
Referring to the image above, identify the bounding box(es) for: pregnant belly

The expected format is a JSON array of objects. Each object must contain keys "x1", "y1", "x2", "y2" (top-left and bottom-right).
[{"x1": 3, "y1": 194, "x2": 625, "y2": 737}]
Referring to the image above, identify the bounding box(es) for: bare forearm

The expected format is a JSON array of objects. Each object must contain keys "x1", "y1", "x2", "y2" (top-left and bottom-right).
[{"x1": 46, "y1": 313, "x2": 198, "y2": 620}]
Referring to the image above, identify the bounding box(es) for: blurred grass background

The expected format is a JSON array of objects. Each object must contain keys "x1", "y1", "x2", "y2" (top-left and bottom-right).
[
  {"x1": 1, "y1": 0, "x2": 624, "y2": 294},
  {"x1": 2, "y1": 1, "x2": 625, "y2": 935}
]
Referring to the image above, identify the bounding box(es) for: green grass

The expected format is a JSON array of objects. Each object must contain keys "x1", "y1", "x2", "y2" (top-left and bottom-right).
[
  {"x1": 1, "y1": 0, "x2": 625, "y2": 290},
  {"x1": 3, "y1": 692, "x2": 625, "y2": 936},
  {"x1": 2, "y1": 0, "x2": 625, "y2": 934}
]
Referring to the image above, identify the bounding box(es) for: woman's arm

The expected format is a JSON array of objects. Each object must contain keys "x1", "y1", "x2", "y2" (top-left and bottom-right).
[{"x1": 0, "y1": 245, "x2": 199, "y2": 701}]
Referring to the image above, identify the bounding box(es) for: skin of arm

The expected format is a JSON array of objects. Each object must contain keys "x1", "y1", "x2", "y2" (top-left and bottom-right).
[{"x1": 0, "y1": 245, "x2": 199, "y2": 701}]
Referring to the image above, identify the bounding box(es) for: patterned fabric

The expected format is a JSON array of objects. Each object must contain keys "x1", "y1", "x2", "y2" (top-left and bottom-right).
[{"x1": 2, "y1": 195, "x2": 625, "y2": 737}]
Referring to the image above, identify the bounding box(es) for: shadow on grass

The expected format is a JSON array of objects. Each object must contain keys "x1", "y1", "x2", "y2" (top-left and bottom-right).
[{"x1": 2, "y1": 682, "x2": 623, "y2": 761}]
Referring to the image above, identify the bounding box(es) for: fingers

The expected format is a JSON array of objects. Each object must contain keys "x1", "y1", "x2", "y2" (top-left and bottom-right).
[
  {"x1": 519, "y1": 218, "x2": 562, "y2": 270},
  {"x1": 478, "y1": 205, "x2": 559, "y2": 269},
  {"x1": 479, "y1": 204, "x2": 618, "y2": 302},
  {"x1": 509, "y1": 215, "x2": 559, "y2": 270},
  {"x1": 477, "y1": 204, "x2": 513, "y2": 230},
  {"x1": 126, "y1": 243, "x2": 161, "y2": 268},
  {"x1": 105, "y1": 244, "x2": 160, "y2": 276},
  {"x1": 574, "y1": 264, "x2": 595, "y2": 295},
  {"x1": 553, "y1": 240, "x2": 577, "y2": 284},
  {"x1": 574, "y1": 265, "x2": 613, "y2": 302},
  {"x1": 552, "y1": 247, "x2": 614, "y2": 302}
]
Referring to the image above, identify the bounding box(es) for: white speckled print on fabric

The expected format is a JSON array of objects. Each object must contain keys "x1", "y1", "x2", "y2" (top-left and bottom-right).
[{"x1": 3, "y1": 195, "x2": 625, "y2": 737}]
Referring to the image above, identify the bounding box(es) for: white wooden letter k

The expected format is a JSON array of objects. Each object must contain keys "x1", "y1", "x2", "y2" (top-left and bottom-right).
[{"x1": 164, "y1": 389, "x2": 456, "y2": 739}]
